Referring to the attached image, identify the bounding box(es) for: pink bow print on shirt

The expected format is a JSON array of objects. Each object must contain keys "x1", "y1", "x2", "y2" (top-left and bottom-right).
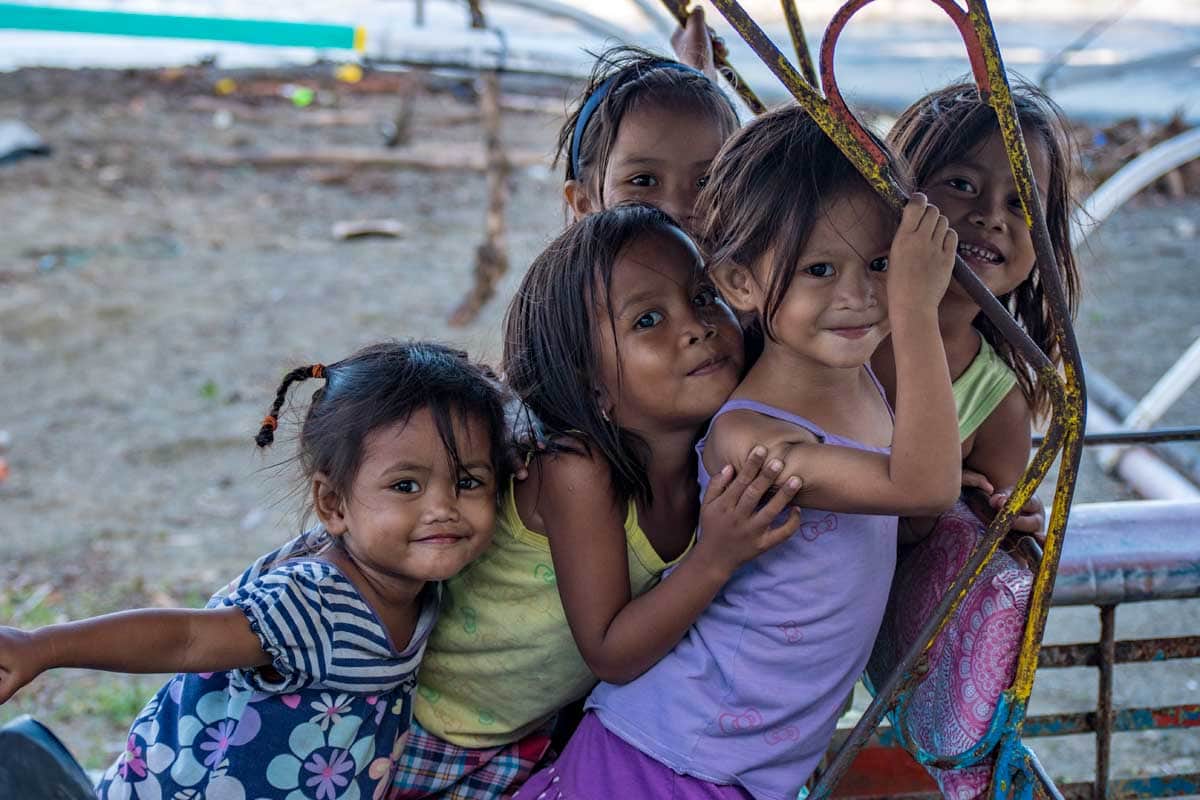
[{"x1": 800, "y1": 513, "x2": 838, "y2": 541}]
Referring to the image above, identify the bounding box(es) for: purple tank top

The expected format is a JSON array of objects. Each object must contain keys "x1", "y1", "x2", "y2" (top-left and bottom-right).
[{"x1": 588, "y1": 393, "x2": 898, "y2": 800}]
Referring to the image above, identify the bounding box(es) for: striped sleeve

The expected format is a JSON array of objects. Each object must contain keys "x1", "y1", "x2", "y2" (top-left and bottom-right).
[{"x1": 225, "y1": 560, "x2": 428, "y2": 694}]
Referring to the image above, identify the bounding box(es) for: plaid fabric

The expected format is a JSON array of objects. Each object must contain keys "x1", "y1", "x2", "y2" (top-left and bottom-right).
[{"x1": 390, "y1": 718, "x2": 554, "y2": 800}]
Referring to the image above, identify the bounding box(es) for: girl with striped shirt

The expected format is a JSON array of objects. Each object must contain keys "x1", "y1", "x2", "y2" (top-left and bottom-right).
[{"x1": 0, "y1": 341, "x2": 510, "y2": 800}]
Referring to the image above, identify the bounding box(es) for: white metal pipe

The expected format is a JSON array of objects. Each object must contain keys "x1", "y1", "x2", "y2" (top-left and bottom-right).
[
  {"x1": 1122, "y1": 336, "x2": 1200, "y2": 431},
  {"x1": 1087, "y1": 400, "x2": 1200, "y2": 500},
  {"x1": 1071, "y1": 126, "x2": 1200, "y2": 249}
]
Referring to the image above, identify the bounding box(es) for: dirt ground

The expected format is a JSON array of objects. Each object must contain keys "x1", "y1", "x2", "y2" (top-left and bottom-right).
[{"x1": 0, "y1": 66, "x2": 1196, "y2": 787}]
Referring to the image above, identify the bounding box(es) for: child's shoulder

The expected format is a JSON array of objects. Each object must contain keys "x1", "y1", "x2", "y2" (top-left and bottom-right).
[{"x1": 707, "y1": 402, "x2": 822, "y2": 452}]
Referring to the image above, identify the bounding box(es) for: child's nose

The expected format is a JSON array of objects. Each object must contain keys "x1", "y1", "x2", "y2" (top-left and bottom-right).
[
  {"x1": 661, "y1": 186, "x2": 697, "y2": 230},
  {"x1": 969, "y1": 194, "x2": 1008, "y2": 231},
  {"x1": 837, "y1": 268, "x2": 878, "y2": 309},
  {"x1": 421, "y1": 484, "x2": 461, "y2": 523}
]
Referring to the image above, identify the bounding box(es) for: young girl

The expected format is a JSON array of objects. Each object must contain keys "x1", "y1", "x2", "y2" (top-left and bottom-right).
[
  {"x1": 516, "y1": 105, "x2": 963, "y2": 800},
  {"x1": 557, "y1": 45, "x2": 740, "y2": 230},
  {"x1": 864, "y1": 82, "x2": 1083, "y2": 799},
  {"x1": 0, "y1": 341, "x2": 509, "y2": 799},
  {"x1": 391, "y1": 205, "x2": 805, "y2": 798},
  {"x1": 876, "y1": 81, "x2": 1081, "y2": 523}
]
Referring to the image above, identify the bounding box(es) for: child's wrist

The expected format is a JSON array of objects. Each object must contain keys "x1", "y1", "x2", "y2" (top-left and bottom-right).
[{"x1": 691, "y1": 540, "x2": 736, "y2": 583}]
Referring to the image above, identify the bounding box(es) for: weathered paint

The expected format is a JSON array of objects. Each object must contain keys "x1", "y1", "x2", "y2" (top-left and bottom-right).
[
  {"x1": 1038, "y1": 635, "x2": 1200, "y2": 667},
  {"x1": 779, "y1": 1, "x2": 819, "y2": 87},
  {"x1": 694, "y1": 3, "x2": 1087, "y2": 797},
  {"x1": 657, "y1": 0, "x2": 767, "y2": 113}
]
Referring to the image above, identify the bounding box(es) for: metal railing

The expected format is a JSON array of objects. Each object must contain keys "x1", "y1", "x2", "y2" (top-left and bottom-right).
[{"x1": 675, "y1": 2, "x2": 1088, "y2": 797}]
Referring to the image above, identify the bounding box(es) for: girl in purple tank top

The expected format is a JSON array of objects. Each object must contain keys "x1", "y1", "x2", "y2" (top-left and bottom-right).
[{"x1": 516, "y1": 106, "x2": 964, "y2": 800}]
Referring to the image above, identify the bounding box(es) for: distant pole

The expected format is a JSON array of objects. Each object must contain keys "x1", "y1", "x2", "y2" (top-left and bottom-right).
[
  {"x1": 415, "y1": 0, "x2": 425, "y2": 27},
  {"x1": 450, "y1": 0, "x2": 510, "y2": 326}
]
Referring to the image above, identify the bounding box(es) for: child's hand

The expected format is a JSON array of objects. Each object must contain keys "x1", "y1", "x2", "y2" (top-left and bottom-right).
[
  {"x1": 697, "y1": 446, "x2": 804, "y2": 575},
  {"x1": 670, "y1": 6, "x2": 723, "y2": 80},
  {"x1": 0, "y1": 627, "x2": 43, "y2": 704},
  {"x1": 887, "y1": 193, "x2": 957, "y2": 316},
  {"x1": 963, "y1": 469, "x2": 1044, "y2": 537},
  {"x1": 991, "y1": 488, "x2": 1046, "y2": 537}
]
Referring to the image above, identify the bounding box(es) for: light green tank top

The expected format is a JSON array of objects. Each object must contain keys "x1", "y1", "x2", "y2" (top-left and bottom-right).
[
  {"x1": 954, "y1": 335, "x2": 1019, "y2": 441},
  {"x1": 414, "y1": 479, "x2": 689, "y2": 747}
]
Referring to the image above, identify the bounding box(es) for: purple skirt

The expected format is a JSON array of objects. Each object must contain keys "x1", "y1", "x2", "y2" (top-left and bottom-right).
[{"x1": 513, "y1": 713, "x2": 753, "y2": 800}]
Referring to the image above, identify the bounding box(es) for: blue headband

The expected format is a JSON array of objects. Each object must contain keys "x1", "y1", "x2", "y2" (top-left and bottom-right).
[{"x1": 570, "y1": 60, "x2": 708, "y2": 180}]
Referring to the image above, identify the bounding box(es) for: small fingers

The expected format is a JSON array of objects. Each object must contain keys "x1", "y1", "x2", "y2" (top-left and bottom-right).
[
  {"x1": 900, "y1": 192, "x2": 929, "y2": 231},
  {"x1": 702, "y1": 464, "x2": 735, "y2": 504},
  {"x1": 961, "y1": 469, "x2": 994, "y2": 494},
  {"x1": 729, "y1": 446, "x2": 767, "y2": 492},
  {"x1": 762, "y1": 507, "x2": 804, "y2": 550},
  {"x1": 756, "y1": 475, "x2": 802, "y2": 522},
  {"x1": 734, "y1": 458, "x2": 782, "y2": 515},
  {"x1": 1008, "y1": 512, "x2": 1045, "y2": 534}
]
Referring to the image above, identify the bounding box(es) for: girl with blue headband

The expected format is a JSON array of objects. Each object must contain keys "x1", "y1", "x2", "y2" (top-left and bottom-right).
[{"x1": 556, "y1": 41, "x2": 741, "y2": 231}]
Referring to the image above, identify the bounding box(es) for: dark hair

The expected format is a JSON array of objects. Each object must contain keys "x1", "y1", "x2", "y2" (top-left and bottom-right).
[
  {"x1": 887, "y1": 80, "x2": 1082, "y2": 418},
  {"x1": 555, "y1": 46, "x2": 740, "y2": 201},
  {"x1": 503, "y1": 203, "x2": 702, "y2": 507},
  {"x1": 255, "y1": 341, "x2": 511, "y2": 510},
  {"x1": 697, "y1": 103, "x2": 906, "y2": 345}
]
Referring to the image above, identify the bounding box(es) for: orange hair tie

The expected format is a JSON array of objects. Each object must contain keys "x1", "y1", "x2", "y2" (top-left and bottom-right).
[
  {"x1": 311, "y1": 364, "x2": 325, "y2": 379},
  {"x1": 261, "y1": 414, "x2": 278, "y2": 431}
]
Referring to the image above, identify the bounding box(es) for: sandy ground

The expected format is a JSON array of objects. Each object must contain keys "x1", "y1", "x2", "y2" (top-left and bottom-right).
[{"x1": 0, "y1": 66, "x2": 1197, "y2": 787}]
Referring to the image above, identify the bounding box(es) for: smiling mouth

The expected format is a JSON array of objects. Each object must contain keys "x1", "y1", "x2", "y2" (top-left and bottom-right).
[
  {"x1": 829, "y1": 324, "x2": 876, "y2": 339},
  {"x1": 958, "y1": 241, "x2": 1004, "y2": 265},
  {"x1": 414, "y1": 533, "x2": 467, "y2": 545},
  {"x1": 688, "y1": 356, "x2": 729, "y2": 376}
]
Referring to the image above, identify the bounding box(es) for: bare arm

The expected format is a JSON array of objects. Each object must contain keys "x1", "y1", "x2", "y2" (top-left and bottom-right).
[
  {"x1": 537, "y1": 448, "x2": 801, "y2": 684},
  {"x1": 964, "y1": 386, "x2": 1032, "y2": 492},
  {"x1": 705, "y1": 197, "x2": 961, "y2": 516},
  {"x1": 0, "y1": 607, "x2": 269, "y2": 703}
]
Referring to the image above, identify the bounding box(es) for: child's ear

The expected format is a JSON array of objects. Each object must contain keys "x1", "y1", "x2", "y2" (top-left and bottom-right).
[
  {"x1": 593, "y1": 385, "x2": 615, "y2": 423},
  {"x1": 563, "y1": 180, "x2": 595, "y2": 221},
  {"x1": 712, "y1": 262, "x2": 762, "y2": 316},
  {"x1": 312, "y1": 472, "x2": 348, "y2": 535}
]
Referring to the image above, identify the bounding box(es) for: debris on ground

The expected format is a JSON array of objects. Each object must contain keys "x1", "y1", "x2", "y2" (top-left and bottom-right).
[
  {"x1": 0, "y1": 120, "x2": 51, "y2": 165},
  {"x1": 331, "y1": 219, "x2": 405, "y2": 240}
]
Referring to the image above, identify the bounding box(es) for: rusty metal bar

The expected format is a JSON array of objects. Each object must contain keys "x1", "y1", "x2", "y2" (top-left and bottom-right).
[
  {"x1": 1033, "y1": 427, "x2": 1200, "y2": 447},
  {"x1": 656, "y1": 0, "x2": 767, "y2": 113},
  {"x1": 1057, "y1": 774, "x2": 1200, "y2": 800},
  {"x1": 1022, "y1": 704, "x2": 1200, "y2": 738},
  {"x1": 779, "y1": 0, "x2": 818, "y2": 86},
  {"x1": 694, "y1": 2, "x2": 1085, "y2": 796},
  {"x1": 1096, "y1": 605, "x2": 1116, "y2": 800},
  {"x1": 1038, "y1": 636, "x2": 1200, "y2": 668}
]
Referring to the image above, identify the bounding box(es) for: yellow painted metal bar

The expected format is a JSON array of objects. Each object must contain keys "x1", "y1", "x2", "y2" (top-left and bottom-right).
[{"x1": 700, "y1": 1, "x2": 1085, "y2": 795}]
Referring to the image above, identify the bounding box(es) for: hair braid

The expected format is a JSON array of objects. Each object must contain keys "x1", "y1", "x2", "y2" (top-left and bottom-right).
[{"x1": 256, "y1": 364, "x2": 325, "y2": 447}]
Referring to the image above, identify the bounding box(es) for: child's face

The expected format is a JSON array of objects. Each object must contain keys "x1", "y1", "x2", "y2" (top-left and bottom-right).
[
  {"x1": 594, "y1": 229, "x2": 743, "y2": 432},
  {"x1": 924, "y1": 128, "x2": 1050, "y2": 301},
  {"x1": 323, "y1": 407, "x2": 497, "y2": 585},
  {"x1": 758, "y1": 190, "x2": 892, "y2": 370},
  {"x1": 569, "y1": 104, "x2": 726, "y2": 232}
]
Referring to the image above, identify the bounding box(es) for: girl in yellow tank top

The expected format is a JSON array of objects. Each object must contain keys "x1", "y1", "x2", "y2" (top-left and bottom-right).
[{"x1": 393, "y1": 205, "x2": 806, "y2": 799}]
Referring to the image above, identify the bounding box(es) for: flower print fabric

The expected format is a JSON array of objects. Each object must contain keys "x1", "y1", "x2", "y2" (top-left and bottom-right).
[{"x1": 95, "y1": 531, "x2": 438, "y2": 800}]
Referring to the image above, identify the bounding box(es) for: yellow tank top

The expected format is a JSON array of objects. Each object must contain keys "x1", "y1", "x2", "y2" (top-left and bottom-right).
[
  {"x1": 954, "y1": 335, "x2": 1019, "y2": 441},
  {"x1": 414, "y1": 480, "x2": 689, "y2": 748}
]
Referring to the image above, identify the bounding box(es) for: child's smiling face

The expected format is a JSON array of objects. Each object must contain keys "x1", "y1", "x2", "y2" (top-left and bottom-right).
[
  {"x1": 756, "y1": 189, "x2": 893, "y2": 371},
  {"x1": 317, "y1": 407, "x2": 497, "y2": 586},
  {"x1": 924, "y1": 128, "x2": 1051, "y2": 301},
  {"x1": 593, "y1": 228, "x2": 743, "y2": 433},
  {"x1": 569, "y1": 103, "x2": 727, "y2": 233}
]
